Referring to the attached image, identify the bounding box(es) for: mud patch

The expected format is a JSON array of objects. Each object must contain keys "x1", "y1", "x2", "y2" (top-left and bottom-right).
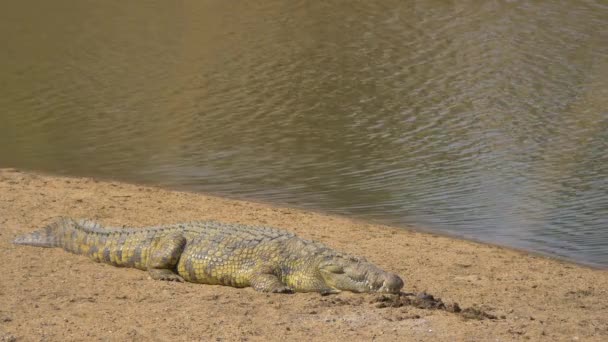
[{"x1": 372, "y1": 292, "x2": 498, "y2": 320}]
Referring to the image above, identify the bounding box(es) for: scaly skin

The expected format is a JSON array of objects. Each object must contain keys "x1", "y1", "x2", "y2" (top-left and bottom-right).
[{"x1": 13, "y1": 218, "x2": 404, "y2": 294}]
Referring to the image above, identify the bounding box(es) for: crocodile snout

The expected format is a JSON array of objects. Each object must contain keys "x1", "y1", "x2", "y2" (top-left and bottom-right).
[{"x1": 380, "y1": 274, "x2": 404, "y2": 293}]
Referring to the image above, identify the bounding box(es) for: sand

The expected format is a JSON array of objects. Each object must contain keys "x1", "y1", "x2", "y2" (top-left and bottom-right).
[{"x1": 0, "y1": 168, "x2": 606, "y2": 341}]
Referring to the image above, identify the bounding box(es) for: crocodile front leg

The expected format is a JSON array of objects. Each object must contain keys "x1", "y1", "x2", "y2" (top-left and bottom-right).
[
  {"x1": 147, "y1": 232, "x2": 187, "y2": 282},
  {"x1": 250, "y1": 273, "x2": 293, "y2": 293}
]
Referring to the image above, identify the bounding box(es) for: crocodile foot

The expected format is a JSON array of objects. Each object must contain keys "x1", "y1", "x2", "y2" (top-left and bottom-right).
[
  {"x1": 272, "y1": 286, "x2": 294, "y2": 294},
  {"x1": 148, "y1": 269, "x2": 185, "y2": 282}
]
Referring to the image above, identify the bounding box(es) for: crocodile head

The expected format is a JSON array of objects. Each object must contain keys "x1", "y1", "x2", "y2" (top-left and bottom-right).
[{"x1": 318, "y1": 255, "x2": 404, "y2": 294}]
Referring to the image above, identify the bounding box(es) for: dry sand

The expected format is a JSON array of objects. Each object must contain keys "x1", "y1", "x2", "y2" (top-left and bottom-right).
[{"x1": 0, "y1": 168, "x2": 606, "y2": 341}]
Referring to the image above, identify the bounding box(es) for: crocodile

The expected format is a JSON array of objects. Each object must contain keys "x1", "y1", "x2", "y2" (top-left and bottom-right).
[{"x1": 13, "y1": 218, "x2": 404, "y2": 294}]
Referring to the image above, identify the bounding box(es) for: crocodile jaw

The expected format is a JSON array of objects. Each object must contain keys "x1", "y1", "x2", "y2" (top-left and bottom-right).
[{"x1": 319, "y1": 257, "x2": 404, "y2": 294}]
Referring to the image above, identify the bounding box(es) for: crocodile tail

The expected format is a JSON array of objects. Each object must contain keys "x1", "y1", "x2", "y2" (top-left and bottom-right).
[{"x1": 12, "y1": 217, "x2": 76, "y2": 247}]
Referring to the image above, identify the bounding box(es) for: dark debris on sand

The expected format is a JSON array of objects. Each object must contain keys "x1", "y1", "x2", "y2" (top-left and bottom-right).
[{"x1": 372, "y1": 292, "x2": 499, "y2": 320}]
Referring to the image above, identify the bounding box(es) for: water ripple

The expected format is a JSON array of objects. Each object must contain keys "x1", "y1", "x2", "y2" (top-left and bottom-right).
[{"x1": 1, "y1": 0, "x2": 607, "y2": 267}]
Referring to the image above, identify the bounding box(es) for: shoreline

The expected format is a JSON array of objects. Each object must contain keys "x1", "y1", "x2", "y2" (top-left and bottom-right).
[
  {"x1": 1, "y1": 168, "x2": 607, "y2": 341},
  {"x1": 7, "y1": 167, "x2": 604, "y2": 271}
]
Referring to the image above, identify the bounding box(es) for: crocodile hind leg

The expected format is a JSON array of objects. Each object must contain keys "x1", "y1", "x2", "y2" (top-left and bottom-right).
[
  {"x1": 250, "y1": 273, "x2": 293, "y2": 293},
  {"x1": 147, "y1": 232, "x2": 187, "y2": 282}
]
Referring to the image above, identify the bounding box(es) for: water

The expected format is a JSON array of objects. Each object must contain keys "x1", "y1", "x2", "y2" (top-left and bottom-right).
[{"x1": 1, "y1": 1, "x2": 607, "y2": 267}]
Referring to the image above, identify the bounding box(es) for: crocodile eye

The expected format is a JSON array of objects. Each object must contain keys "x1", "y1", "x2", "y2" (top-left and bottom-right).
[{"x1": 348, "y1": 256, "x2": 367, "y2": 263}]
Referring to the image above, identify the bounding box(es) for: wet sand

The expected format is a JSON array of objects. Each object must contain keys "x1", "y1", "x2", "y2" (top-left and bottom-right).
[{"x1": 1, "y1": 168, "x2": 606, "y2": 341}]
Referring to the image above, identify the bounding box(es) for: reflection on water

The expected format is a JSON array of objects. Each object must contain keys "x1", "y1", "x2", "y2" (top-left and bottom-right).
[{"x1": 1, "y1": 1, "x2": 607, "y2": 267}]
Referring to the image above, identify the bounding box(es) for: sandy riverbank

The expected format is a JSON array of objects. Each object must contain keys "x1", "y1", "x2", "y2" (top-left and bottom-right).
[{"x1": 0, "y1": 168, "x2": 606, "y2": 341}]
